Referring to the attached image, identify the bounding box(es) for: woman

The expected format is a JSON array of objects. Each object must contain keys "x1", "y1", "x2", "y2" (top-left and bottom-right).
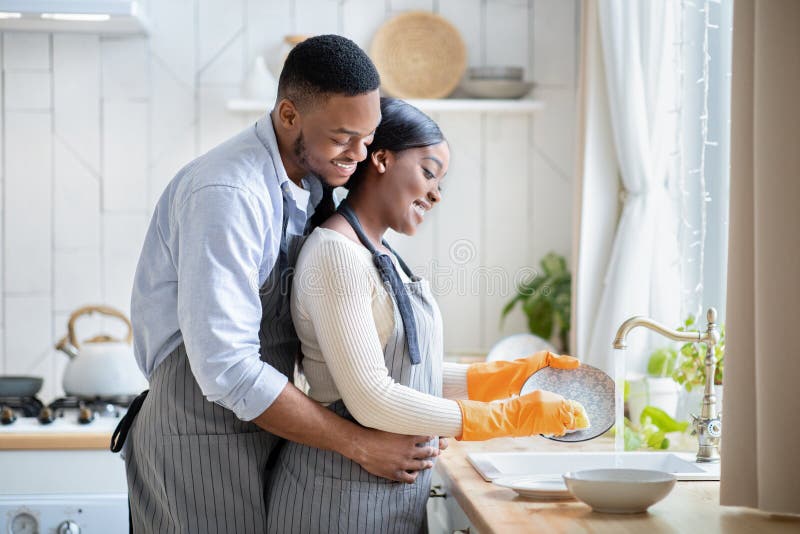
[{"x1": 266, "y1": 98, "x2": 587, "y2": 533}]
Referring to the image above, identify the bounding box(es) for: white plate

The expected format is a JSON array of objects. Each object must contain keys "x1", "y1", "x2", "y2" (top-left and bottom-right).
[{"x1": 492, "y1": 475, "x2": 574, "y2": 500}]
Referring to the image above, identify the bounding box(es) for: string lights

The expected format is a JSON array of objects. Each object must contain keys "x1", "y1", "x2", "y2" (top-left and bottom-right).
[{"x1": 678, "y1": 0, "x2": 722, "y2": 322}]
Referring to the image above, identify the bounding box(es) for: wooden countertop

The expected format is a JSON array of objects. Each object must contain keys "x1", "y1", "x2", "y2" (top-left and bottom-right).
[
  {"x1": 0, "y1": 432, "x2": 112, "y2": 450},
  {"x1": 437, "y1": 438, "x2": 800, "y2": 533}
]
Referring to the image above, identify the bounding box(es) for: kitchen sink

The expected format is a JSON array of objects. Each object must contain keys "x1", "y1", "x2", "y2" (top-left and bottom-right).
[{"x1": 467, "y1": 451, "x2": 720, "y2": 481}]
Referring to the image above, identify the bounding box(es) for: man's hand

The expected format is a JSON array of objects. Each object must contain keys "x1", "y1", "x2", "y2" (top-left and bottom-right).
[
  {"x1": 347, "y1": 428, "x2": 439, "y2": 484},
  {"x1": 438, "y1": 437, "x2": 449, "y2": 452},
  {"x1": 252, "y1": 383, "x2": 437, "y2": 484}
]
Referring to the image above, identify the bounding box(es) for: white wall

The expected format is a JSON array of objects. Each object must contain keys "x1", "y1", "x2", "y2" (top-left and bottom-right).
[{"x1": 0, "y1": 0, "x2": 579, "y2": 401}]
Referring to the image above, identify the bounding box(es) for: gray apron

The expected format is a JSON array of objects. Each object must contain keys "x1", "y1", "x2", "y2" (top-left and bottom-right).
[
  {"x1": 265, "y1": 201, "x2": 444, "y2": 534},
  {"x1": 120, "y1": 185, "x2": 308, "y2": 534}
]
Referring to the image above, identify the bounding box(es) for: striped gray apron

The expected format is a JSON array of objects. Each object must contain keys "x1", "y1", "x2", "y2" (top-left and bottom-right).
[
  {"x1": 265, "y1": 202, "x2": 444, "y2": 534},
  {"x1": 122, "y1": 188, "x2": 308, "y2": 534}
]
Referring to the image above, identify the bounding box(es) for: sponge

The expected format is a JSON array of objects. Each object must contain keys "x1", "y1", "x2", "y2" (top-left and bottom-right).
[{"x1": 566, "y1": 399, "x2": 591, "y2": 431}]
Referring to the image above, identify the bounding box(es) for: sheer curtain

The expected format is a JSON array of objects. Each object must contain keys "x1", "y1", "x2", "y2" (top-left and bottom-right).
[
  {"x1": 721, "y1": 0, "x2": 800, "y2": 516},
  {"x1": 577, "y1": 0, "x2": 682, "y2": 374},
  {"x1": 573, "y1": 1, "x2": 733, "y2": 374}
]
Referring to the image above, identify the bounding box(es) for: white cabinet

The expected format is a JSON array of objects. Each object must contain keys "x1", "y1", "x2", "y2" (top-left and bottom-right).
[{"x1": 427, "y1": 463, "x2": 478, "y2": 534}]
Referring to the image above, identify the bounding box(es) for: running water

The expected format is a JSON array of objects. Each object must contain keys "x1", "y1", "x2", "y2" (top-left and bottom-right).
[{"x1": 614, "y1": 348, "x2": 626, "y2": 464}]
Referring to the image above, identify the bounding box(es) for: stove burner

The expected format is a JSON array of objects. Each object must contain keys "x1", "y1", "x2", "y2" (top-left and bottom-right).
[
  {"x1": 1, "y1": 406, "x2": 17, "y2": 425},
  {"x1": 0, "y1": 396, "x2": 44, "y2": 417},
  {"x1": 38, "y1": 406, "x2": 55, "y2": 425},
  {"x1": 47, "y1": 395, "x2": 134, "y2": 421},
  {"x1": 78, "y1": 406, "x2": 96, "y2": 425}
]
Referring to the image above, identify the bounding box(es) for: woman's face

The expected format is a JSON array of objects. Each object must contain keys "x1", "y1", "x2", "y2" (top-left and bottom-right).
[{"x1": 377, "y1": 141, "x2": 450, "y2": 236}]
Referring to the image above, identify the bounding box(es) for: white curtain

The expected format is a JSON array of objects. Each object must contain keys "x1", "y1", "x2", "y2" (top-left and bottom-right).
[
  {"x1": 572, "y1": 0, "x2": 620, "y2": 362},
  {"x1": 579, "y1": 0, "x2": 683, "y2": 374},
  {"x1": 721, "y1": 0, "x2": 800, "y2": 516}
]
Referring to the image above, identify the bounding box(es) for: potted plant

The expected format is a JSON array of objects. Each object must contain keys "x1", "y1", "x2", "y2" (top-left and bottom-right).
[
  {"x1": 672, "y1": 314, "x2": 725, "y2": 421},
  {"x1": 501, "y1": 252, "x2": 571, "y2": 352},
  {"x1": 627, "y1": 346, "x2": 681, "y2": 424},
  {"x1": 623, "y1": 406, "x2": 689, "y2": 451}
]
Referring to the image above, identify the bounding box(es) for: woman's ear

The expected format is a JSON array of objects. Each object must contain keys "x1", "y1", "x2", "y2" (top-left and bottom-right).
[{"x1": 371, "y1": 149, "x2": 390, "y2": 173}]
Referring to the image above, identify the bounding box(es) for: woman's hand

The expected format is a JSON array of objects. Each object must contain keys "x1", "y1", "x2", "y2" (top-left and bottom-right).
[
  {"x1": 438, "y1": 437, "x2": 449, "y2": 452},
  {"x1": 347, "y1": 427, "x2": 439, "y2": 484},
  {"x1": 466, "y1": 350, "x2": 581, "y2": 402},
  {"x1": 456, "y1": 390, "x2": 589, "y2": 441}
]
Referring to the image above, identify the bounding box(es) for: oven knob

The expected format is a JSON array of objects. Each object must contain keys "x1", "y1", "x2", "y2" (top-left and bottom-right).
[
  {"x1": 57, "y1": 520, "x2": 81, "y2": 534},
  {"x1": 10, "y1": 511, "x2": 37, "y2": 533},
  {"x1": 1, "y1": 405, "x2": 17, "y2": 425},
  {"x1": 38, "y1": 406, "x2": 56, "y2": 424},
  {"x1": 78, "y1": 406, "x2": 95, "y2": 424}
]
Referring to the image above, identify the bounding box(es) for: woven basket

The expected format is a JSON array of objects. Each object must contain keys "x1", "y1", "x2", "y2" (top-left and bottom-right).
[{"x1": 370, "y1": 11, "x2": 467, "y2": 99}]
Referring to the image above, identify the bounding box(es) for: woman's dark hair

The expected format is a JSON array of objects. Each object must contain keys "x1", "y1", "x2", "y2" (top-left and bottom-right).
[
  {"x1": 309, "y1": 98, "x2": 445, "y2": 228},
  {"x1": 346, "y1": 97, "x2": 445, "y2": 191}
]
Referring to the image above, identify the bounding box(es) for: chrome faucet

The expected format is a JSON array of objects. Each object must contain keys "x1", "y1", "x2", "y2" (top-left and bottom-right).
[{"x1": 613, "y1": 308, "x2": 722, "y2": 463}]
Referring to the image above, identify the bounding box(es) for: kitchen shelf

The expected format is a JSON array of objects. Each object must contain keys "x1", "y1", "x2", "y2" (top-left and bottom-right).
[{"x1": 226, "y1": 98, "x2": 544, "y2": 115}]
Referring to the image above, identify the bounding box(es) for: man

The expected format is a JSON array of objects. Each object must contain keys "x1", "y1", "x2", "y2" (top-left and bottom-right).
[{"x1": 116, "y1": 35, "x2": 438, "y2": 533}]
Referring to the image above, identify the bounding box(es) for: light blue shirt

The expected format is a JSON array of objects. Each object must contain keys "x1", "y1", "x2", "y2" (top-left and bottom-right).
[{"x1": 131, "y1": 115, "x2": 322, "y2": 421}]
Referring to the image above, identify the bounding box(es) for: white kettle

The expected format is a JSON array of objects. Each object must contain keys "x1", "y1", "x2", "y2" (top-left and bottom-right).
[{"x1": 55, "y1": 305, "x2": 148, "y2": 398}]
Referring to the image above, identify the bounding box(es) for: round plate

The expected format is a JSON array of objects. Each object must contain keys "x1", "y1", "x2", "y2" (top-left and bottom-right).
[
  {"x1": 486, "y1": 333, "x2": 555, "y2": 362},
  {"x1": 520, "y1": 364, "x2": 615, "y2": 442},
  {"x1": 493, "y1": 475, "x2": 574, "y2": 500},
  {"x1": 370, "y1": 11, "x2": 467, "y2": 99}
]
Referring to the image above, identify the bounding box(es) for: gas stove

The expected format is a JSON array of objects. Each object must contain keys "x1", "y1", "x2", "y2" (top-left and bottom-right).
[
  {"x1": 0, "y1": 397, "x2": 130, "y2": 533},
  {"x1": 0, "y1": 395, "x2": 132, "y2": 427}
]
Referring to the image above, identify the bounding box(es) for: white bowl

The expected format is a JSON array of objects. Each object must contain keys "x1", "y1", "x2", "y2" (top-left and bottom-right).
[
  {"x1": 486, "y1": 333, "x2": 555, "y2": 362},
  {"x1": 562, "y1": 468, "x2": 676, "y2": 514},
  {"x1": 459, "y1": 79, "x2": 535, "y2": 99},
  {"x1": 467, "y1": 66, "x2": 524, "y2": 81}
]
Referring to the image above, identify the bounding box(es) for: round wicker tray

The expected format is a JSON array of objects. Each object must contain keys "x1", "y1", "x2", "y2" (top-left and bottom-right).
[{"x1": 370, "y1": 11, "x2": 467, "y2": 99}]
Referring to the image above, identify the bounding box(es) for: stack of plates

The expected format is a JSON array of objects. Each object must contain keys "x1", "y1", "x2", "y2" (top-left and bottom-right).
[
  {"x1": 460, "y1": 66, "x2": 535, "y2": 99},
  {"x1": 493, "y1": 475, "x2": 574, "y2": 500}
]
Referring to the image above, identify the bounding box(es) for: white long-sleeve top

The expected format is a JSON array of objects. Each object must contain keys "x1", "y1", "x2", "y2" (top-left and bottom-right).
[{"x1": 291, "y1": 227, "x2": 468, "y2": 437}]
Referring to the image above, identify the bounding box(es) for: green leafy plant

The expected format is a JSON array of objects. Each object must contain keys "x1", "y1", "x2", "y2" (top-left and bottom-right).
[
  {"x1": 647, "y1": 347, "x2": 678, "y2": 377},
  {"x1": 624, "y1": 406, "x2": 689, "y2": 451},
  {"x1": 671, "y1": 315, "x2": 725, "y2": 392},
  {"x1": 501, "y1": 252, "x2": 571, "y2": 352}
]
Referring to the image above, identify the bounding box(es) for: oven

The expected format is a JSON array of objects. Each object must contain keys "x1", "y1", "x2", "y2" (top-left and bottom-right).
[{"x1": 0, "y1": 398, "x2": 129, "y2": 533}]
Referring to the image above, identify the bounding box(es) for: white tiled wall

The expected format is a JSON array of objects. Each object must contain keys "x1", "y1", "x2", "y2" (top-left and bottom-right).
[{"x1": 1, "y1": 0, "x2": 579, "y2": 401}]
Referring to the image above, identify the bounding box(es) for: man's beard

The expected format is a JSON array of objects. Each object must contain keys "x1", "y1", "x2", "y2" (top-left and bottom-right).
[{"x1": 293, "y1": 131, "x2": 323, "y2": 182}]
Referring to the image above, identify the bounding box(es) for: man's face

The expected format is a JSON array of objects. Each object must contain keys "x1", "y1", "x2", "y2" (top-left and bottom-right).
[{"x1": 293, "y1": 90, "x2": 381, "y2": 187}]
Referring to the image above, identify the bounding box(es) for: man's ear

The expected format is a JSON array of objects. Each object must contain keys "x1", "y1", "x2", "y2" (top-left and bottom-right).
[
  {"x1": 371, "y1": 149, "x2": 391, "y2": 173},
  {"x1": 276, "y1": 98, "x2": 300, "y2": 129}
]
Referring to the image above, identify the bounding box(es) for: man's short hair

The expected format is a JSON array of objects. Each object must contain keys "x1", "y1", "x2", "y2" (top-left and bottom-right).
[{"x1": 278, "y1": 34, "x2": 381, "y2": 110}]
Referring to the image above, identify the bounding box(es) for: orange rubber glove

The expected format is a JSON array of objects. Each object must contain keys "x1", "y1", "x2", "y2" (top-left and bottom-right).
[
  {"x1": 466, "y1": 350, "x2": 580, "y2": 402},
  {"x1": 456, "y1": 390, "x2": 588, "y2": 441}
]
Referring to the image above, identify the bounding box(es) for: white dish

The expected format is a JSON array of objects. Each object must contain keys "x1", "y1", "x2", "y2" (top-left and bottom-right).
[
  {"x1": 562, "y1": 468, "x2": 676, "y2": 514},
  {"x1": 485, "y1": 333, "x2": 555, "y2": 362},
  {"x1": 492, "y1": 475, "x2": 573, "y2": 500},
  {"x1": 460, "y1": 79, "x2": 535, "y2": 99}
]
